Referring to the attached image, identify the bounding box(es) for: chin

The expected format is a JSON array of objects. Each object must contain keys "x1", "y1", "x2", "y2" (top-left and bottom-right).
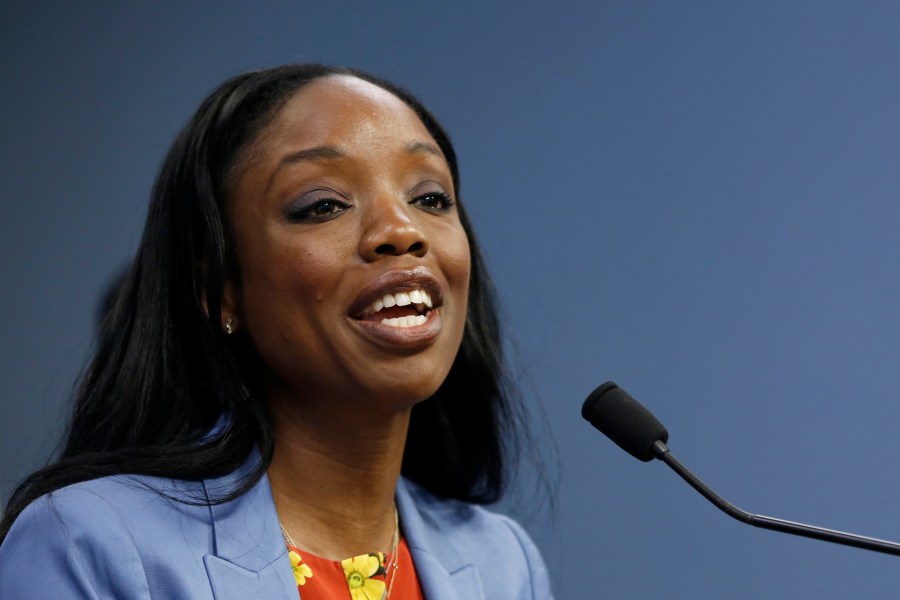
[{"x1": 365, "y1": 372, "x2": 449, "y2": 411}]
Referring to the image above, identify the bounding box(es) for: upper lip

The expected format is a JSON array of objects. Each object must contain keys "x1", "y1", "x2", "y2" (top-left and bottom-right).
[{"x1": 348, "y1": 266, "x2": 444, "y2": 319}]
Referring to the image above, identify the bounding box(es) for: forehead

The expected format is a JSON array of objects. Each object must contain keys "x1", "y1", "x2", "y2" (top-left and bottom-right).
[{"x1": 255, "y1": 74, "x2": 437, "y2": 155}]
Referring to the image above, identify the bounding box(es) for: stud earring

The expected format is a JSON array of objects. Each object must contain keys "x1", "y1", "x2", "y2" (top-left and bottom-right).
[{"x1": 224, "y1": 318, "x2": 235, "y2": 335}]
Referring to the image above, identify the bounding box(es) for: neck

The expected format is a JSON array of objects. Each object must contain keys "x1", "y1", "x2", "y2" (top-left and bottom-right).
[{"x1": 266, "y1": 391, "x2": 410, "y2": 560}]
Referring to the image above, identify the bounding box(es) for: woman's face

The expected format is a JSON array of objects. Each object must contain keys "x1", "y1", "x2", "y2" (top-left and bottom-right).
[{"x1": 224, "y1": 75, "x2": 470, "y2": 414}]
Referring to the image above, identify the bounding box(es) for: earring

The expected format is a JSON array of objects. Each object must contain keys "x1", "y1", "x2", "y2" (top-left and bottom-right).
[{"x1": 224, "y1": 318, "x2": 235, "y2": 335}]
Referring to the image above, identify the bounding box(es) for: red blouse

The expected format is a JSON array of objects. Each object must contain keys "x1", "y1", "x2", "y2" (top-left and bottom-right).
[{"x1": 287, "y1": 538, "x2": 425, "y2": 600}]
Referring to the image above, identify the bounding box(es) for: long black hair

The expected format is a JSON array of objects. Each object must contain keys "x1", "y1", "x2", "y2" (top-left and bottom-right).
[{"x1": 1, "y1": 64, "x2": 522, "y2": 541}]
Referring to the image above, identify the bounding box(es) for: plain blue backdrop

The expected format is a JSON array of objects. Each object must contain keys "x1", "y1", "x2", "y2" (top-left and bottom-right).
[{"x1": 3, "y1": 2, "x2": 900, "y2": 597}]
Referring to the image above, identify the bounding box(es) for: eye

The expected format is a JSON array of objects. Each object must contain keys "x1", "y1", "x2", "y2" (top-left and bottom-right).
[
  {"x1": 309, "y1": 199, "x2": 342, "y2": 215},
  {"x1": 411, "y1": 191, "x2": 454, "y2": 213},
  {"x1": 285, "y1": 193, "x2": 351, "y2": 223}
]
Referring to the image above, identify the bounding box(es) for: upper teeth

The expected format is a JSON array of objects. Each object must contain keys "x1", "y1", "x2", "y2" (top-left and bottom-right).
[{"x1": 364, "y1": 289, "x2": 433, "y2": 316}]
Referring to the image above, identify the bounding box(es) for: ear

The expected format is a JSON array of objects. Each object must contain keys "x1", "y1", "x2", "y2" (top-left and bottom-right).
[
  {"x1": 201, "y1": 277, "x2": 241, "y2": 335},
  {"x1": 220, "y1": 277, "x2": 241, "y2": 335}
]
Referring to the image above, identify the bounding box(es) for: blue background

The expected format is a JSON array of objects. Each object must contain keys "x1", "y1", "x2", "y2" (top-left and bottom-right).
[{"x1": 3, "y1": 2, "x2": 900, "y2": 597}]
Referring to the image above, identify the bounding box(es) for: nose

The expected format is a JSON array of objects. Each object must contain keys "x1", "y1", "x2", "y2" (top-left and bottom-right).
[{"x1": 359, "y1": 195, "x2": 429, "y2": 261}]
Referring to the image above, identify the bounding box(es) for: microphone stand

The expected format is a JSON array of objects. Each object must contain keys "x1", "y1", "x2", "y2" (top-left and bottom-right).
[{"x1": 651, "y1": 440, "x2": 900, "y2": 557}]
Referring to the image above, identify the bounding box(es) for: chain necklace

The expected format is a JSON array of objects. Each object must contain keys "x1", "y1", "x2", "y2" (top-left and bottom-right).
[{"x1": 280, "y1": 505, "x2": 400, "y2": 599}]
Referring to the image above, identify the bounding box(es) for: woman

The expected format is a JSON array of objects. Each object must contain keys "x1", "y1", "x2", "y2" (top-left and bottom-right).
[{"x1": 0, "y1": 64, "x2": 552, "y2": 599}]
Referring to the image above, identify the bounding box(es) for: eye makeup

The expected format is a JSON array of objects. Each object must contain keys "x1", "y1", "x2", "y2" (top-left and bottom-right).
[{"x1": 284, "y1": 188, "x2": 352, "y2": 223}]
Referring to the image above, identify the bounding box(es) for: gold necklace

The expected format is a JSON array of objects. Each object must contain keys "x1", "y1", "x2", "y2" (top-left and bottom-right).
[
  {"x1": 384, "y1": 505, "x2": 400, "y2": 599},
  {"x1": 280, "y1": 505, "x2": 400, "y2": 598}
]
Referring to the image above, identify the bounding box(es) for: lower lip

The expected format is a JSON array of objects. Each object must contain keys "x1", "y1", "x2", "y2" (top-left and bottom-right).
[{"x1": 350, "y1": 309, "x2": 443, "y2": 349}]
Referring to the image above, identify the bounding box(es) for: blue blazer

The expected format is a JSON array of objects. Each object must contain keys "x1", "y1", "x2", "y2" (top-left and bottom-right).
[{"x1": 0, "y1": 455, "x2": 552, "y2": 599}]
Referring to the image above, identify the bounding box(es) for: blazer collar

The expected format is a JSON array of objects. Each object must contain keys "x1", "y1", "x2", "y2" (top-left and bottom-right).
[
  {"x1": 201, "y1": 451, "x2": 297, "y2": 600},
  {"x1": 202, "y1": 449, "x2": 285, "y2": 572},
  {"x1": 201, "y1": 455, "x2": 486, "y2": 600},
  {"x1": 396, "y1": 478, "x2": 486, "y2": 600}
]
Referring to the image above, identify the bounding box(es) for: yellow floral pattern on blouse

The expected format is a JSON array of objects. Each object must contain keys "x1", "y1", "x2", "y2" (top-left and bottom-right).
[
  {"x1": 288, "y1": 548, "x2": 313, "y2": 586},
  {"x1": 341, "y1": 552, "x2": 387, "y2": 600}
]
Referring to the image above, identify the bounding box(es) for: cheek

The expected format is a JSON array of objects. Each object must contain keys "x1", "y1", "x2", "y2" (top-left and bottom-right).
[
  {"x1": 292, "y1": 247, "x2": 336, "y2": 302},
  {"x1": 239, "y1": 231, "x2": 356, "y2": 319},
  {"x1": 293, "y1": 230, "x2": 359, "y2": 300},
  {"x1": 446, "y1": 229, "x2": 472, "y2": 290},
  {"x1": 438, "y1": 227, "x2": 472, "y2": 340}
]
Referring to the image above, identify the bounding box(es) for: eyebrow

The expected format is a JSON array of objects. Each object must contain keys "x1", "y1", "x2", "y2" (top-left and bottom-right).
[
  {"x1": 406, "y1": 141, "x2": 443, "y2": 158},
  {"x1": 280, "y1": 145, "x2": 345, "y2": 164},
  {"x1": 265, "y1": 141, "x2": 444, "y2": 193},
  {"x1": 266, "y1": 145, "x2": 344, "y2": 192}
]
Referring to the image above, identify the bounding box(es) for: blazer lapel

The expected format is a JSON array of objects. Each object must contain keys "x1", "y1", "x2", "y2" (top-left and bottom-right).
[
  {"x1": 199, "y1": 459, "x2": 488, "y2": 600},
  {"x1": 396, "y1": 479, "x2": 486, "y2": 600},
  {"x1": 202, "y1": 453, "x2": 297, "y2": 600}
]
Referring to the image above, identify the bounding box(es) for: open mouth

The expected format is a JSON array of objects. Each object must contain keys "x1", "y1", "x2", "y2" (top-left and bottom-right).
[{"x1": 357, "y1": 289, "x2": 434, "y2": 328}]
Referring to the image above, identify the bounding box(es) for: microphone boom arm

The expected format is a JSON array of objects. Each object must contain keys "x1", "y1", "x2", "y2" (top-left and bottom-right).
[{"x1": 651, "y1": 440, "x2": 900, "y2": 557}]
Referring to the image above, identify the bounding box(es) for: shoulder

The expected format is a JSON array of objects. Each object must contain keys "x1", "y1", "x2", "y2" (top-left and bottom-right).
[
  {"x1": 6, "y1": 474, "x2": 211, "y2": 543},
  {"x1": 0, "y1": 475, "x2": 213, "y2": 599},
  {"x1": 398, "y1": 478, "x2": 554, "y2": 599}
]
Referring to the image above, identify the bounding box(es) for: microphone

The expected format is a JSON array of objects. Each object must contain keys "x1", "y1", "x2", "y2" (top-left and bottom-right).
[{"x1": 582, "y1": 381, "x2": 900, "y2": 557}]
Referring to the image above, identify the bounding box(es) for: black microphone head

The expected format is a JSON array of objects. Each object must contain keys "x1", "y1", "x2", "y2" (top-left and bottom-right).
[{"x1": 582, "y1": 381, "x2": 669, "y2": 462}]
